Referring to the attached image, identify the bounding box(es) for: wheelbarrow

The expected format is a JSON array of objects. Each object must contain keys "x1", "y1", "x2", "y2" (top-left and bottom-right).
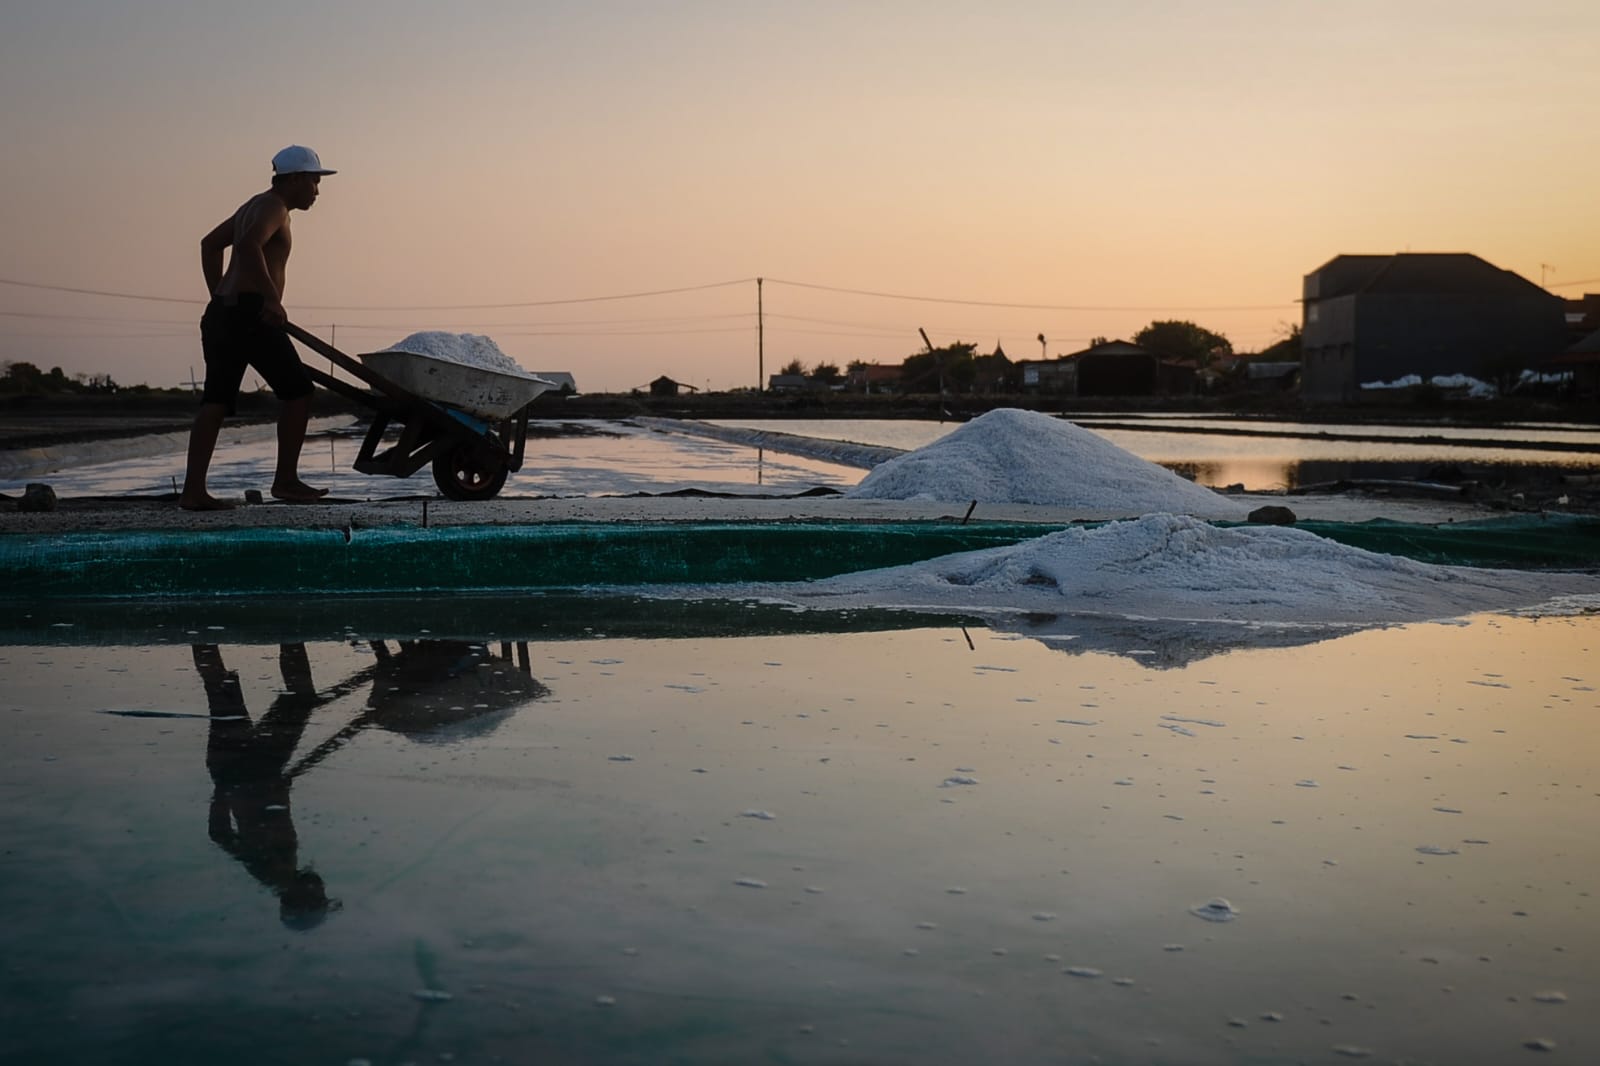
[{"x1": 285, "y1": 322, "x2": 558, "y2": 500}]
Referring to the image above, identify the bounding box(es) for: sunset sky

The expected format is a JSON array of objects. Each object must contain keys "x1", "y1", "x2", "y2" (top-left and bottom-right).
[{"x1": 2, "y1": 0, "x2": 1597, "y2": 394}]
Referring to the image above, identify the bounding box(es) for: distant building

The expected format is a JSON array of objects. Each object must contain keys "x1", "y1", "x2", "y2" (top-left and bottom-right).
[
  {"x1": 1239, "y1": 359, "x2": 1300, "y2": 392},
  {"x1": 846, "y1": 363, "x2": 903, "y2": 393},
  {"x1": 649, "y1": 376, "x2": 696, "y2": 397},
  {"x1": 970, "y1": 344, "x2": 1016, "y2": 394},
  {"x1": 766, "y1": 373, "x2": 811, "y2": 393},
  {"x1": 531, "y1": 371, "x2": 577, "y2": 395},
  {"x1": 1566, "y1": 294, "x2": 1600, "y2": 344},
  {"x1": 1545, "y1": 304, "x2": 1600, "y2": 400},
  {"x1": 1300, "y1": 253, "x2": 1568, "y2": 403},
  {"x1": 1062, "y1": 339, "x2": 1196, "y2": 397},
  {"x1": 1015, "y1": 357, "x2": 1076, "y2": 394}
]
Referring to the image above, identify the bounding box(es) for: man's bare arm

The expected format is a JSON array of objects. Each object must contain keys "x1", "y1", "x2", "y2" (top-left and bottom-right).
[{"x1": 200, "y1": 216, "x2": 234, "y2": 296}]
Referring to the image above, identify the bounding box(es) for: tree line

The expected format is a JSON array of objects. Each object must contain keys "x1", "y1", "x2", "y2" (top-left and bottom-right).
[
  {"x1": 777, "y1": 319, "x2": 1303, "y2": 391},
  {"x1": 0, "y1": 361, "x2": 122, "y2": 395}
]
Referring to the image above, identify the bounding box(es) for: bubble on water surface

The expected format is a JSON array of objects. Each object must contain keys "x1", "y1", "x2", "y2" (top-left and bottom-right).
[
  {"x1": 412, "y1": 989, "x2": 453, "y2": 1002},
  {"x1": 1416, "y1": 845, "x2": 1459, "y2": 856},
  {"x1": 941, "y1": 775, "x2": 979, "y2": 787},
  {"x1": 1031, "y1": 912, "x2": 1057, "y2": 922},
  {"x1": 1532, "y1": 991, "x2": 1567, "y2": 1004},
  {"x1": 1332, "y1": 1045, "x2": 1373, "y2": 1058},
  {"x1": 1433, "y1": 806, "x2": 1462, "y2": 814},
  {"x1": 741, "y1": 809, "x2": 776, "y2": 820},
  {"x1": 1057, "y1": 718, "x2": 1097, "y2": 726},
  {"x1": 1189, "y1": 898, "x2": 1239, "y2": 923},
  {"x1": 1523, "y1": 1038, "x2": 1556, "y2": 1052},
  {"x1": 595, "y1": 995, "x2": 616, "y2": 1006},
  {"x1": 734, "y1": 878, "x2": 767, "y2": 889},
  {"x1": 1064, "y1": 966, "x2": 1102, "y2": 978},
  {"x1": 607, "y1": 755, "x2": 634, "y2": 762}
]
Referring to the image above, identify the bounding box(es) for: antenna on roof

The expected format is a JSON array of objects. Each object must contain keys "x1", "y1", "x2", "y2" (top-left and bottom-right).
[{"x1": 1541, "y1": 263, "x2": 1555, "y2": 288}]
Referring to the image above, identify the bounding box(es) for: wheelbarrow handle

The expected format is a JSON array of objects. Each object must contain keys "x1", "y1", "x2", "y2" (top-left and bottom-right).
[{"x1": 284, "y1": 321, "x2": 411, "y2": 399}]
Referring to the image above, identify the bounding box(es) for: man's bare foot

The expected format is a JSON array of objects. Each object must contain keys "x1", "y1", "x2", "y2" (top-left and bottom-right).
[
  {"x1": 179, "y1": 493, "x2": 239, "y2": 512},
  {"x1": 270, "y1": 481, "x2": 330, "y2": 503}
]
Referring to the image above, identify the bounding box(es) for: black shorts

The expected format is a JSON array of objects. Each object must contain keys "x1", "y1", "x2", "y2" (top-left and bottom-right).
[{"x1": 200, "y1": 294, "x2": 315, "y2": 414}]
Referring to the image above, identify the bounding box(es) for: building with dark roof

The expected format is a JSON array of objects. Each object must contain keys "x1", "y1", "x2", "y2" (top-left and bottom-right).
[
  {"x1": 1300, "y1": 253, "x2": 1567, "y2": 402},
  {"x1": 1065, "y1": 339, "x2": 1197, "y2": 397}
]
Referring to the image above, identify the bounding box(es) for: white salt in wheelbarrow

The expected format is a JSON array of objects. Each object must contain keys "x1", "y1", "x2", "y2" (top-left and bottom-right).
[
  {"x1": 358, "y1": 348, "x2": 556, "y2": 422},
  {"x1": 285, "y1": 322, "x2": 557, "y2": 500}
]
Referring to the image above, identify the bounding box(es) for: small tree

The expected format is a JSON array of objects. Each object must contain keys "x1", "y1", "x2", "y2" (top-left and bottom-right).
[
  {"x1": 1, "y1": 361, "x2": 46, "y2": 393},
  {"x1": 811, "y1": 361, "x2": 842, "y2": 386},
  {"x1": 779, "y1": 358, "x2": 806, "y2": 377},
  {"x1": 1134, "y1": 320, "x2": 1233, "y2": 367},
  {"x1": 1255, "y1": 322, "x2": 1302, "y2": 362},
  {"x1": 901, "y1": 342, "x2": 977, "y2": 393}
]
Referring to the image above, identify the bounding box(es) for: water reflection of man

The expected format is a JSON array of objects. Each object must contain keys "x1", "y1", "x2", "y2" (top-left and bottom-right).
[{"x1": 194, "y1": 643, "x2": 340, "y2": 930}]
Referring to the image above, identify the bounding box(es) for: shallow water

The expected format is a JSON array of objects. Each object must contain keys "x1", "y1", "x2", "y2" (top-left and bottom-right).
[
  {"x1": 713, "y1": 418, "x2": 1600, "y2": 491},
  {"x1": 3, "y1": 608, "x2": 1597, "y2": 1064},
  {"x1": 12, "y1": 416, "x2": 1599, "y2": 500},
  {"x1": 2, "y1": 420, "x2": 865, "y2": 500}
]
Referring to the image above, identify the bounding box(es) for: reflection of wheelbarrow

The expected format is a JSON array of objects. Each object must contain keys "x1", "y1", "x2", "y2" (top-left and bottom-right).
[
  {"x1": 288, "y1": 640, "x2": 548, "y2": 779},
  {"x1": 285, "y1": 322, "x2": 558, "y2": 500}
]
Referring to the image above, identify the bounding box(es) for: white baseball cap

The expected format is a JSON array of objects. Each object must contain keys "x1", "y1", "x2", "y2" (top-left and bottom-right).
[{"x1": 271, "y1": 145, "x2": 337, "y2": 176}]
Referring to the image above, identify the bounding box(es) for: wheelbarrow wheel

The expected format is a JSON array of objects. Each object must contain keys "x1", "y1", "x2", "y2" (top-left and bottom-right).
[{"x1": 432, "y1": 444, "x2": 509, "y2": 501}]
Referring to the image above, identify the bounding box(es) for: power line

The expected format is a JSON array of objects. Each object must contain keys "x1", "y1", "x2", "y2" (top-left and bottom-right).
[
  {"x1": 330, "y1": 324, "x2": 756, "y2": 339},
  {"x1": 0, "y1": 307, "x2": 758, "y2": 329},
  {"x1": 0, "y1": 309, "x2": 198, "y2": 325},
  {"x1": 764, "y1": 277, "x2": 1294, "y2": 312},
  {"x1": 1549, "y1": 276, "x2": 1600, "y2": 290},
  {"x1": 0, "y1": 276, "x2": 754, "y2": 311}
]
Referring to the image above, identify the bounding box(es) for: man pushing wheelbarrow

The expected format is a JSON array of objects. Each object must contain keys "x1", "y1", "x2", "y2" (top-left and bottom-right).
[{"x1": 181, "y1": 145, "x2": 336, "y2": 511}]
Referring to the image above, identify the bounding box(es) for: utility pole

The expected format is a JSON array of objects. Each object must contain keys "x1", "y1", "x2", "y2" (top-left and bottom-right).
[
  {"x1": 1541, "y1": 264, "x2": 1555, "y2": 289},
  {"x1": 919, "y1": 327, "x2": 947, "y2": 421},
  {"x1": 757, "y1": 277, "x2": 764, "y2": 392},
  {"x1": 1037, "y1": 332, "x2": 1047, "y2": 359}
]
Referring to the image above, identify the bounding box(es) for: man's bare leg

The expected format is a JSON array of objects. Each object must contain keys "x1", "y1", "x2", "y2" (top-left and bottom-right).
[
  {"x1": 270, "y1": 394, "x2": 328, "y2": 502},
  {"x1": 180, "y1": 402, "x2": 237, "y2": 511}
]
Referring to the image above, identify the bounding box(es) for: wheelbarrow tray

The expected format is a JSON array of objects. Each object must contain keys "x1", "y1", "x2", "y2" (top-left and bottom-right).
[
  {"x1": 284, "y1": 322, "x2": 537, "y2": 498},
  {"x1": 358, "y1": 348, "x2": 557, "y2": 421}
]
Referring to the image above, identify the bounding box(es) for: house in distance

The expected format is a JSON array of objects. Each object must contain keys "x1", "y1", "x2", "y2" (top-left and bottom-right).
[{"x1": 1300, "y1": 253, "x2": 1567, "y2": 403}]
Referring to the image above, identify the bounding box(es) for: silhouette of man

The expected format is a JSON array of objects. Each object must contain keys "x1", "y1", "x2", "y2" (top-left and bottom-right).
[
  {"x1": 195, "y1": 643, "x2": 339, "y2": 929},
  {"x1": 181, "y1": 145, "x2": 335, "y2": 511}
]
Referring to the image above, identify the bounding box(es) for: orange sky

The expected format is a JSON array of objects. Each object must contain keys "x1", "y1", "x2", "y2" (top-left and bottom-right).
[{"x1": 2, "y1": 1, "x2": 1597, "y2": 392}]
